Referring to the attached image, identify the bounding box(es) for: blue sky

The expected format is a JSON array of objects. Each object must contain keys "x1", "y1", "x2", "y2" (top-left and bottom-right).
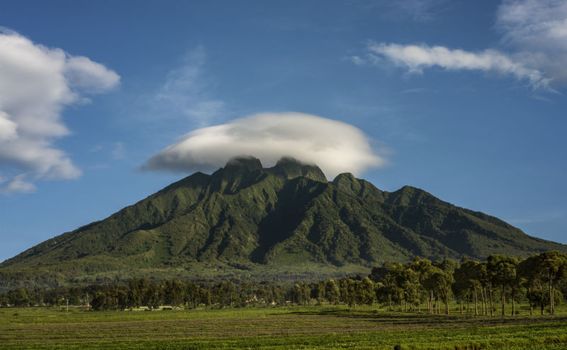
[{"x1": 1, "y1": 0, "x2": 566, "y2": 261}]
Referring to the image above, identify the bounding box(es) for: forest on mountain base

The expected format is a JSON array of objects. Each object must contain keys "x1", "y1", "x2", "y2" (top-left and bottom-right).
[{"x1": 3, "y1": 251, "x2": 566, "y2": 318}]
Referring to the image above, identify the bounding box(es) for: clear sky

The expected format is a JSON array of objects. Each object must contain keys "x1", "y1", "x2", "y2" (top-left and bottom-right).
[{"x1": 1, "y1": 0, "x2": 566, "y2": 262}]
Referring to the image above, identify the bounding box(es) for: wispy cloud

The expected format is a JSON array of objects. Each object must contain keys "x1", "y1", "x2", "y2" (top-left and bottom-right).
[
  {"x1": 0, "y1": 30, "x2": 120, "y2": 194},
  {"x1": 368, "y1": 43, "x2": 549, "y2": 89},
  {"x1": 381, "y1": 0, "x2": 452, "y2": 22},
  {"x1": 497, "y1": 0, "x2": 567, "y2": 83},
  {"x1": 111, "y1": 142, "x2": 126, "y2": 160},
  {"x1": 154, "y1": 47, "x2": 225, "y2": 126},
  {"x1": 507, "y1": 210, "x2": 566, "y2": 225},
  {"x1": 354, "y1": 0, "x2": 567, "y2": 91},
  {"x1": 0, "y1": 174, "x2": 36, "y2": 194},
  {"x1": 400, "y1": 87, "x2": 434, "y2": 94}
]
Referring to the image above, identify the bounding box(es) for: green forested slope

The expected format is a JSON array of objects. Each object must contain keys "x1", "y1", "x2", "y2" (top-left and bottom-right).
[{"x1": 1, "y1": 157, "x2": 564, "y2": 288}]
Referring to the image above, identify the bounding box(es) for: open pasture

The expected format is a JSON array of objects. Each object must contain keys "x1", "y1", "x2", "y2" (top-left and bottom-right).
[{"x1": 1, "y1": 306, "x2": 567, "y2": 349}]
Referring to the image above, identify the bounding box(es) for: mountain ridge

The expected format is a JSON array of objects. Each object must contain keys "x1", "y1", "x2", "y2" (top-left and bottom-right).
[{"x1": 1, "y1": 156, "x2": 565, "y2": 289}]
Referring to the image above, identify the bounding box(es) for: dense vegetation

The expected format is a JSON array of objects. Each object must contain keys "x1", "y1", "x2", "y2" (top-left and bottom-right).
[
  {"x1": 3, "y1": 252, "x2": 566, "y2": 319},
  {"x1": 1, "y1": 157, "x2": 565, "y2": 291}
]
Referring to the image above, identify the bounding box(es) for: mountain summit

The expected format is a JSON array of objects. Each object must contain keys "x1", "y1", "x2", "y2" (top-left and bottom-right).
[{"x1": 1, "y1": 157, "x2": 565, "y2": 287}]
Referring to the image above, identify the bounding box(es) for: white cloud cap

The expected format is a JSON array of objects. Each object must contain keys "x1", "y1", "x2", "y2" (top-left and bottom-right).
[
  {"x1": 145, "y1": 112, "x2": 384, "y2": 179},
  {"x1": 0, "y1": 30, "x2": 120, "y2": 193}
]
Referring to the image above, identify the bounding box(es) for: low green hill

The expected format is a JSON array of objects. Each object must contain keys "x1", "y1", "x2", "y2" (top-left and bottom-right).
[{"x1": 1, "y1": 157, "x2": 564, "y2": 289}]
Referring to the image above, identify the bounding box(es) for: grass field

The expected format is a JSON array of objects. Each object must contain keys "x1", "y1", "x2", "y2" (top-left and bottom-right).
[{"x1": 1, "y1": 305, "x2": 567, "y2": 349}]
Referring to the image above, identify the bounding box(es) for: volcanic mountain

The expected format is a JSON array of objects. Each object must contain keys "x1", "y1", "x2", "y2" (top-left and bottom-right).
[{"x1": 1, "y1": 157, "x2": 565, "y2": 288}]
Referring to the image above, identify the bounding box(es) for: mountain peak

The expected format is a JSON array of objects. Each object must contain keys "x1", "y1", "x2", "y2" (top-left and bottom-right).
[
  {"x1": 332, "y1": 172, "x2": 360, "y2": 193},
  {"x1": 333, "y1": 172, "x2": 356, "y2": 182},
  {"x1": 275, "y1": 156, "x2": 304, "y2": 166},
  {"x1": 208, "y1": 156, "x2": 264, "y2": 193},
  {"x1": 224, "y1": 156, "x2": 263, "y2": 171},
  {"x1": 270, "y1": 157, "x2": 327, "y2": 183}
]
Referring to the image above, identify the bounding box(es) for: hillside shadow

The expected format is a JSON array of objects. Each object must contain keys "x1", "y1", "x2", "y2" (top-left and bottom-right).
[{"x1": 250, "y1": 179, "x2": 327, "y2": 263}]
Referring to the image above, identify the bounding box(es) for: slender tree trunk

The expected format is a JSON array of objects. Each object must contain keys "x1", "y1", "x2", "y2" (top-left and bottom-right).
[
  {"x1": 549, "y1": 272, "x2": 554, "y2": 315},
  {"x1": 488, "y1": 288, "x2": 494, "y2": 317},
  {"x1": 433, "y1": 296, "x2": 439, "y2": 314},
  {"x1": 474, "y1": 288, "x2": 478, "y2": 316},
  {"x1": 433, "y1": 296, "x2": 437, "y2": 314},
  {"x1": 527, "y1": 287, "x2": 533, "y2": 316},
  {"x1": 511, "y1": 290, "x2": 515, "y2": 317},
  {"x1": 487, "y1": 288, "x2": 491, "y2": 316},
  {"x1": 482, "y1": 288, "x2": 487, "y2": 316},
  {"x1": 501, "y1": 286, "x2": 506, "y2": 318},
  {"x1": 479, "y1": 288, "x2": 483, "y2": 315}
]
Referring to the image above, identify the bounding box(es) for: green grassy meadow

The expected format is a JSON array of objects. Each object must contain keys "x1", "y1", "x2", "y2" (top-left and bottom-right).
[{"x1": 1, "y1": 305, "x2": 567, "y2": 349}]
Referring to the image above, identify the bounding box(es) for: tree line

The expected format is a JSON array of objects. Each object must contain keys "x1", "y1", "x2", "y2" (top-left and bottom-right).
[
  {"x1": 1, "y1": 251, "x2": 566, "y2": 315},
  {"x1": 370, "y1": 251, "x2": 567, "y2": 316}
]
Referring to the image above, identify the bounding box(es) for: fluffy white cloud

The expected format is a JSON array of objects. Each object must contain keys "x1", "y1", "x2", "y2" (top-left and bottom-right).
[
  {"x1": 368, "y1": 43, "x2": 549, "y2": 88},
  {"x1": 0, "y1": 30, "x2": 120, "y2": 193},
  {"x1": 144, "y1": 112, "x2": 384, "y2": 179},
  {"x1": 497, "y1": 0, "x2": 567, "y2": 83}
]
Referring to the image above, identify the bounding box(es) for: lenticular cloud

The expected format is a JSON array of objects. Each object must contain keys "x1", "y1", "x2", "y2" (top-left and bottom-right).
[{"x1": 144, "y1": 112, "x2": 384, "y2": 178}]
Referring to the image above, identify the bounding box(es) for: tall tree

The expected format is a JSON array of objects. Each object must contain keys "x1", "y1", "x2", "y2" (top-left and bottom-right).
[
  {"x1": 358, "y1": 277, "x2": 375, "y2": 306},
  {"x1": 454, "y1": 259, "x2": 482, "y2": 315},
  {"x1": 518, "y1": 255, "x2": 545, "y2": 315},
  {"x1": 536, "y1": 251, "x2": 567, "y2": 315},
  {"x1": 487, "y1": 255, "x2": 518, "y2": 317},
  {"x1": 425, "y1": 268, "x2": 452, "y2": 315},
  {"x1": 409, "y1": 257, "x2": 435, "y2": 313},
  {"x1": 325, "y1": 279, "x2": 340, "y2": 305},
  {"x1": 314, "y1": 281, "x2": 326, "y2": 305}
]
